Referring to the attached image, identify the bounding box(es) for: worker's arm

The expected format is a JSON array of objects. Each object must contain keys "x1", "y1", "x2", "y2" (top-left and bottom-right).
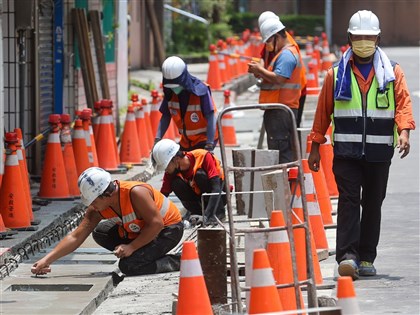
[
  {"x1": 248, "y1": 60, "x2": 287, "y2": 85},
  {"x1": 205, "y1": 112, "x2": 216, "y2": 150},
  {"x1": 308, "y1": 68, "x2": 335, "y2": 172},
  {"x1": 113, "y1": 186, "x2": 164, "y2": 259},
  {"x1": 155, "y1": 114, "x2": 171, "y2": 143},
  {"x1": 393, "y1": 64, "x2": 416, "y2": 159},
  {"x1": 31, "y1": 209, "x2": 102, "y2": 275}
]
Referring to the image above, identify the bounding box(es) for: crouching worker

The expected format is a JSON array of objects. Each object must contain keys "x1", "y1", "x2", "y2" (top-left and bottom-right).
[
  {"x1": 152, "y1": 139, "x2": 226, "y2": 226},
  {"x1": 31, "y1": 167, "x2": 184, "y2": 278}
]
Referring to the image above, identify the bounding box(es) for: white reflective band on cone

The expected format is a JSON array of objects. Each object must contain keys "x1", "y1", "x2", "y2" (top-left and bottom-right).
[
  {"x1": 251, "y1": 268, "x2": 276, "y2": 287},
  {"x1": 180, "y1": 259, "x2": 203, "y2": 278}
]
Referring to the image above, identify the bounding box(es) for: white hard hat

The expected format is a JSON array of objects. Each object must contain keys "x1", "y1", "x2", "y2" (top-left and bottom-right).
[
  {"x1": 258, "y1": 11, "x2": 279, "y2": 30},
  {"x1": 162, "y1": 56, "x2": 186, "y2": 88},
  {"x1": 152, "y1": 139, "x2": 180, "y2": 171},
  {"x1": 78, "y1": 167, "x2": 112, "y2": 206},
  {"x1": 260, "y1": 18, "x2": 285, "y2": 43},
  {"x1": 348, "y1": 10, "x2": 380, "y2": 35}
]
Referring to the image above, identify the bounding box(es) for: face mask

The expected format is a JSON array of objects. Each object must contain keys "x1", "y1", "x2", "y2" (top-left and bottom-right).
[
  {"x1": 171, "y1": 86, "x2": 184, "y2": 95},
  {"x1": 352, "y1": 40, "x2": 377, "y2": 58}
]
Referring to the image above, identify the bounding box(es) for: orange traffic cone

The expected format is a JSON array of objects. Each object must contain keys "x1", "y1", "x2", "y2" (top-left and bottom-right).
[
  {"x1": 0, "y1": 213, "x2": 18, "y2": 237},
  {"x1": 301, "y1": 159, "x2": 329, "y2": 250},
  {"x1": 267, "y1": 210, "x2": 304, "y2": 311},
  {"x1": 149, "y1": 90, "x2": 162, "y2": 137},
  {"x1": 177, "y1": 241, "x2": 212, "y2": 315},
  {"x1": 133, "y1": 95, "x2": 150, "y2": 159},
  {"x1": 221, "y1": 90, "x2": 238, "y2": 146},
  {"x1": 305, "y1": 39, "x2": 314, "y2": 56},
  {"x1": 60, "y1": 114, "x2": 80, "y2": 197},
  {"x1": 321, "y1": 32, "x2": 333, "y2": 71},
  {"x1": 15, "y1": 129, "x2": 35, "y2": 222},
  {"x1": 0, "y1": 132, "x2": 32, "y2": 229},
  {"x1": 313, "y1": 36, "x2": 322, "y2": 73},
  {"x1": 336, "y1": 276, "x2": 360, "y2": 314},
  {"x1": 119, "y1": 105, "x2": 142, "y2": 165},
  {"x1": 249, "y1": 248, "x2": 283, "y2": 314},
  {"x1": 306, "y1": 136, "x2": 334, "y2": 225},
  {"x1": 320, "y1": 125, "x2": 339, "y2": 198},
  {"x1": 92, "y1": 100, "x2": 102, "y2": 138},
  {"x1": 206, "y1": 44, "x2": 222, "y2": 90},
  {"x1": 142, "y1": 98, "x2": 155, "y2": 149},
  {"x1": 72, "y1": 119, "x2": 91, "y2": 176},
  {"x1": 38, "y1": 114, "x2": 71, "y2": 199},
  {"x1": 306, "y1": 61, "x2": 320, "y2": 95},
  {"x1": 289, "y1": 167, "x2": 323, "y2": 285},
  {"x1": 0, "y1": 152, "x2": 3, "y2": 191},
  {"x1": 81, "y1": 108, "x2": 98, "y2": 167},
  {"x1": 96, "y1": 100, "x2": 120, "y2": 171},
  {"x1": 216, "y1": 39, "x2": 228, "y2": 84}
]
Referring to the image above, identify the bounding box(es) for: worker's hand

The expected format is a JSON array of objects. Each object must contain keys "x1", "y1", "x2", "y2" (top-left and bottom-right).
[
  {"x1": 31, "y1": 258, "x2": 52, "y2": 275},
  {"x1": 248, "y1": 61, "x2": 262, "y2": 77},
  {"x1": 308, "y1": 151, "x2": 321, "y2": 172},
  {"x1": 113, "y1": 244, "x2": 135, "y2": 259},
  {"x1": 397, "y1": 129, "x2": 410, "y2": 159}
]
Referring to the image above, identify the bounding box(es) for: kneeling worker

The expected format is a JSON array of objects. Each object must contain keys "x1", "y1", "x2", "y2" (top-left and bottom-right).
[
  {"x1": 31, "y1": 167, "x2": 183, "y2": 277},
  {"x1": 152, "y1": 139, "x2": 226, "y2": 225}
]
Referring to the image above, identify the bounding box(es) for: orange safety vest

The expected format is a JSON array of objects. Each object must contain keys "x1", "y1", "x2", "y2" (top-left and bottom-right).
[
  {"x1": 259, "y1": 44, "x2": 302, "y2": 109},
  {"x1": 177, "y1": 149, "x2": 224, "y2": 195},
  {"x1": 168, "y1": 88, "x2": 218, "y2": 149},
  {"x1": 100, "y1": 181, "x2": 181, "y2": 239}
]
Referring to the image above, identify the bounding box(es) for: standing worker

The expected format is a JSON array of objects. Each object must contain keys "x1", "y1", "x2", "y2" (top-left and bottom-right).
[
  {"x1": 308, "y1": 10, "x2": 415, "y2": 280},
  {"x1": 31, "y1": 167, "x2": 184, "y2": 278},
  {"x1": 155, "y1": 56, "x2": 218, "y2": 152},
  {"x1": 152, "y1": 139, "x2": 226, "y2": 225},
  {"x1": 248, "y1": 17, "x2": 302, "y2": 163},
  {"x1": 257, "y1": 11, "x2": 308, "y2": 127}
]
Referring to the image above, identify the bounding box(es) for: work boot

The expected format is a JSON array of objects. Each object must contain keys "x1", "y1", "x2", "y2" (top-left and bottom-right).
[
  {"x1": 338, "y1": 259, "x2": 359, "y2": 280},
  {"x1": 155, "y1": 254, "x2": 181, "y2": 273},
  {"x1": 359, "y1": 261, "x2": 377, "y2": 276}
]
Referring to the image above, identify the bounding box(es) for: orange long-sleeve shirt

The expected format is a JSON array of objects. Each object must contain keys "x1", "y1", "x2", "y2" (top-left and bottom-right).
[{"x1": 310, "y1": 56, "x2": 416, "y2": 144}]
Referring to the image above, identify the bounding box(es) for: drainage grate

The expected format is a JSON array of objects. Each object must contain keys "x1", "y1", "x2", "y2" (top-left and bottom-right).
[{"x1": 6, "y1": 284, "x2": 93, "y2": 292}]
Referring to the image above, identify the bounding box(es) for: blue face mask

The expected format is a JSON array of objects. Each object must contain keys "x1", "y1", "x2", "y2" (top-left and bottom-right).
[{"x1": 171, "y1": 86, "x2": 184, "y2": 95}]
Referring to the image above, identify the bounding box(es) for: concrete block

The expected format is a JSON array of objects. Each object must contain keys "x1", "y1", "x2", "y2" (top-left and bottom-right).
[
  {"x1": 232, "y1": 149, "x2": 279, "y2": 218},
  {"x1": 261, "y1": 169, "x2": 291, "y2": 220}
]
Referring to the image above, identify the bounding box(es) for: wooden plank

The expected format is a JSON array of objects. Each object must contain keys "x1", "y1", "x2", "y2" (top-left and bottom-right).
[
  {"x1": 71, "y1": 8, "x2": 94, "y2": 109},
  {"x1": 78, "y1": 8, "x2": 99, "y2": 104},
  {"x1": 88, "y1": 10, "x2": 110, "y2": 100}
]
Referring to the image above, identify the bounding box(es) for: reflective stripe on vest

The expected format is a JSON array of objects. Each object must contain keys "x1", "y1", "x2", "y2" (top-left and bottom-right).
[{"x1": 332, "y1": 65, "x2": 397, "y2": 161}]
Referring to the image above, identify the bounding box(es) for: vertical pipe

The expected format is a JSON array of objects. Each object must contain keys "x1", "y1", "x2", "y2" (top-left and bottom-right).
[
  {"x1": 325, "y1": 0, "x2": 332, "y2": 46},
  {"x1": 0, "y1": 0, "x2": 4, "y2": 178},
  {"x1": 117, "y1": 0, "x2": 128, "y2": 134},
  {"x1": 33, "y1": 0, "x2": 41, "y2": 175},
  {"x1": 17, "y1": 29, "x2": 26, "y2": 131}
]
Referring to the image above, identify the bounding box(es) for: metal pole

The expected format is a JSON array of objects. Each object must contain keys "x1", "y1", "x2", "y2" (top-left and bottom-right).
[
  {"x1": 325, "y1": 0, "x2": 332, "y2": 45},
  {"x1": 17, "y1": 28, "x2": 27, "y2": 131}
]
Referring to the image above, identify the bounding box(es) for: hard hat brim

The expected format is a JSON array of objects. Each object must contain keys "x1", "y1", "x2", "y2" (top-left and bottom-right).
[{"x1": 348, "y1": 29, "x2": 380, "y2": 35}]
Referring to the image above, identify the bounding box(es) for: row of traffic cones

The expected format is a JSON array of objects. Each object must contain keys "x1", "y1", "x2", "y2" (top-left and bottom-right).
[{"x1": 176, "y1": 218, "x2": 359, "y2": 314}]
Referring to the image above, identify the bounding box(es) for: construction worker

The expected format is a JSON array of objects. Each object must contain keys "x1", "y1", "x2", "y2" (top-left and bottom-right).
[
  {"x1": 31, "y1": 167, "x2": 183, "y2": 278},
  {"x1": 248, "y1": 17, "x2": 302, "y2": 163},
  {"x1": 152, "y1": 139, "x2": 226, "y2": 225},
  {"x1": 257, "y1": 11, "x2": 308, "y2": 127},
  {"x1": 155, "y1": 56, "x2": 218, "y2": 152},
  {"x1": 308, "y1": 10, "x2": 415, "y2": 280}
]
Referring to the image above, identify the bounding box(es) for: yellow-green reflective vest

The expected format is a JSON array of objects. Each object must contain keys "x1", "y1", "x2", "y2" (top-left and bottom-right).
[{"x1": 332, "y1": 64, "x2": 398, "y2": 161}]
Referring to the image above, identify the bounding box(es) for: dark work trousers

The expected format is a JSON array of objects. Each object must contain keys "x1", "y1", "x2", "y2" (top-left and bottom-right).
[
  {"x1": 264, "y1": 108, "x2": 298, "y2": 164},
  {"x1": 296, "y1": 94, "x2": 306, "y2": 128},
  {"x1": 171, "y1": 169, "x2": 226, "y2": 217},
  {"x1": 333, "y1": 157, "x2": 391, "y2": 264},
  {"x1": 92, "y1": 220, "x2": 184, "y2": 276}
]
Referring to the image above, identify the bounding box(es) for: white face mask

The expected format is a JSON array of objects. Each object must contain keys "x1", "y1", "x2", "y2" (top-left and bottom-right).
[{"x1": 352, "y1": 39, "x2": 377, "y2": 58}]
